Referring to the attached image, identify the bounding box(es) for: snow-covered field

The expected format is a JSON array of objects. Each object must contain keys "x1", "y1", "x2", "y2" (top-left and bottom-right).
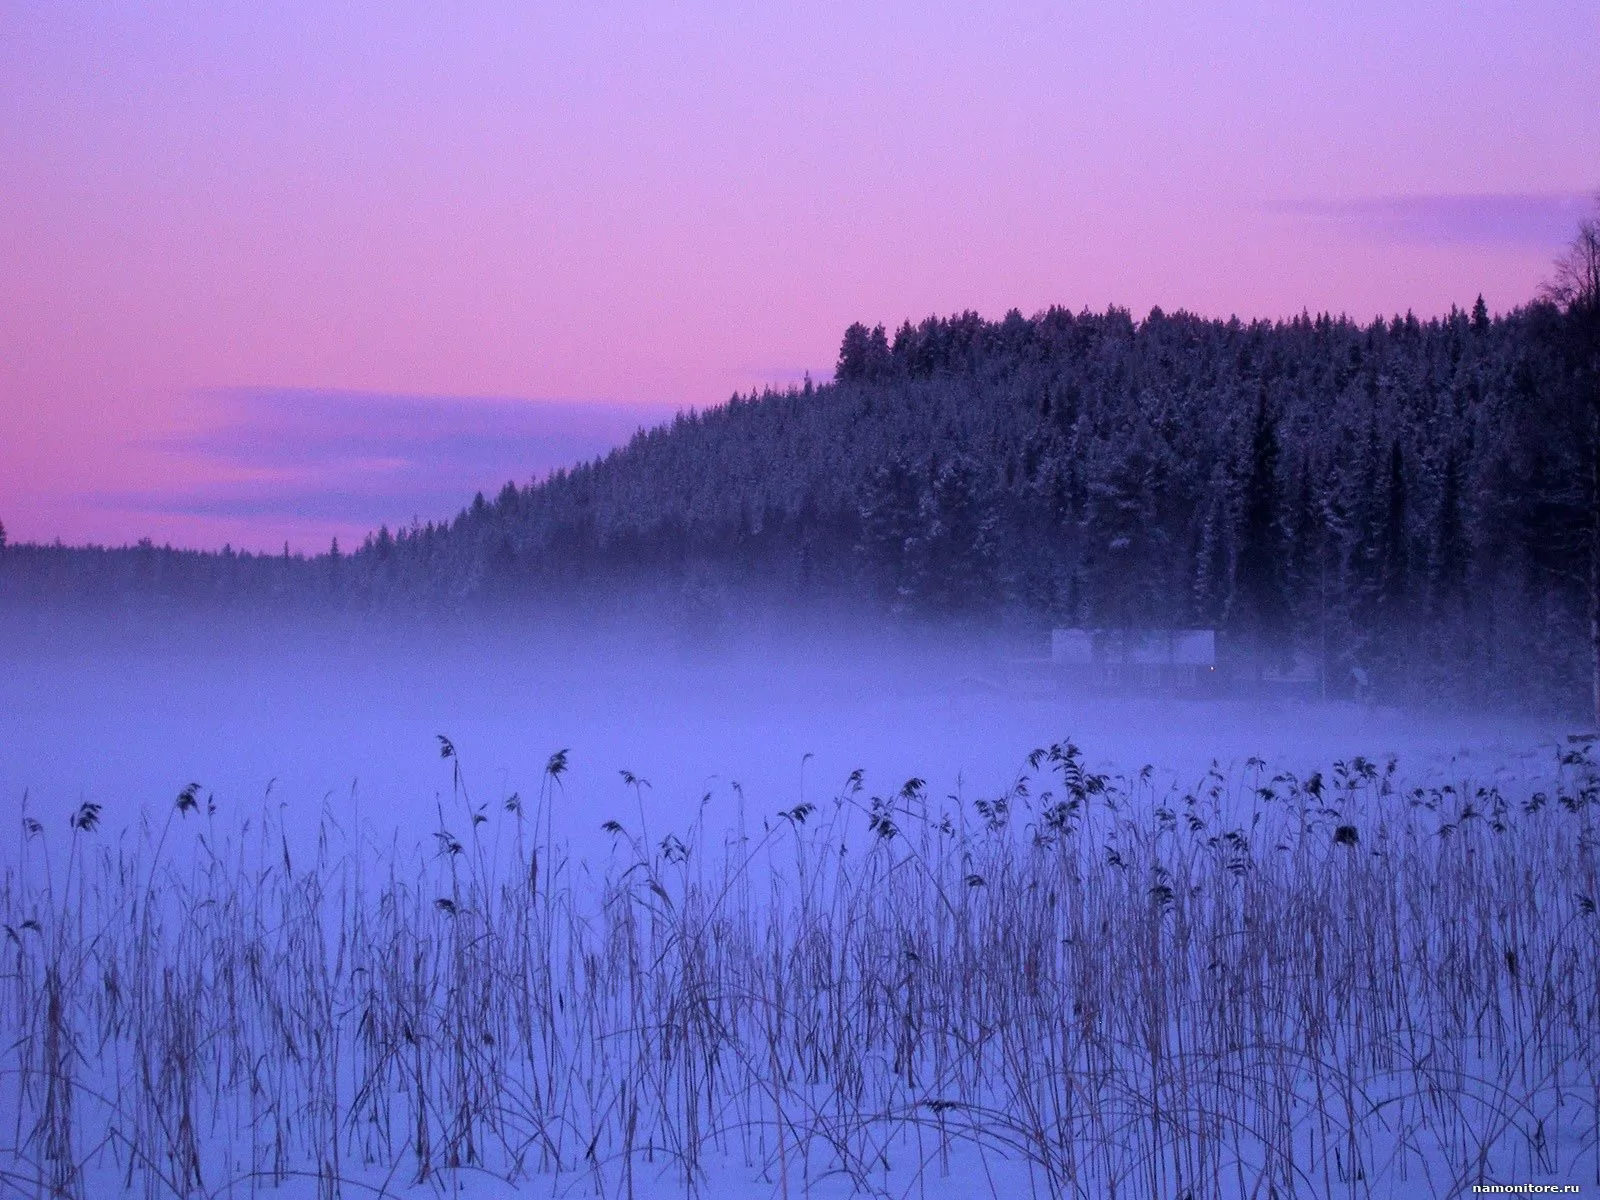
[{"x1": 2, "y1": 616, "x2": 1592, "y2": 1198}]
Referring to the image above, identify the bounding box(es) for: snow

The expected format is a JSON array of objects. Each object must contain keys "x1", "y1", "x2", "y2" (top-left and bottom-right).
[{"x1": 1, "y1": 613, "x2": 1588, "y2": 1198}]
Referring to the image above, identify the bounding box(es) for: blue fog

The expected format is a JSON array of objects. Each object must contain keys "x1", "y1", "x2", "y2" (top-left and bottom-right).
[{"x1": 0, "y1": 616, "x2": 1560, "y2": 859}]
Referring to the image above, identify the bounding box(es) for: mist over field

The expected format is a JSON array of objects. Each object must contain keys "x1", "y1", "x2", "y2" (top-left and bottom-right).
[{"x1": 0, "y1": 607, "x2": 1563, "y2": 857}]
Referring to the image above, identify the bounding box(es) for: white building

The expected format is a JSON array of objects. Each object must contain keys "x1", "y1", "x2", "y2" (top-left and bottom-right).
[{"x1": 1050, "y1": 628, "x2": 1218, "y2": 691}]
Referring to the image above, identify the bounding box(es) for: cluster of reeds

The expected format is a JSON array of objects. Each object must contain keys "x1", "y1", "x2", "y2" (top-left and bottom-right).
[{"x1": 2, "y1": 739, "x2": 1597, "y2": 1198}]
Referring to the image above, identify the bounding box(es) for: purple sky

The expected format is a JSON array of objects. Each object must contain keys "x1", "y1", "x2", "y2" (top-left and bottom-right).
[{"x1": 2, "y1": 2, "x2": 1595, "y2": 552}]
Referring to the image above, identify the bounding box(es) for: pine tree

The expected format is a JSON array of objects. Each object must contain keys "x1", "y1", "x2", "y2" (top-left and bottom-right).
[
  {"x1": 1374, "y1": 439, "x2": 1412, "y2": 689},
  {"x1": 836, "y1": 323, "x2": 892, "y2": 383},
  {"x1": 1082, "y1": 427, "x2": 1167, "y2": 629},
  {"x1": 914, "y1": 454, "x2": 998, "y2": 613},
  {"x1": 1192, "y1": 478, "x2": 1233, "y2": 624},
  {"x1": 1380, "y1": 440, "x2": 1410, "y2": 617},
  {"x1": 1231, "y1": 394, "x2": 1289, "y2": 672},
  {"x1": 856, "y1": 456, "x2": 926, "y2": 609},
  {"x1": 1429, "y1": 447, "x2": 1467, "y2": 617}
]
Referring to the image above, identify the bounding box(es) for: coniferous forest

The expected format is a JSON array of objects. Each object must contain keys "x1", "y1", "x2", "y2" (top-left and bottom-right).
[{"x1": 6, "y1": 226, "x2": 1600, "y2": 715}]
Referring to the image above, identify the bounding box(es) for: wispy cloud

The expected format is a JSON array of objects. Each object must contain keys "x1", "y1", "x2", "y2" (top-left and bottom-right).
[
  {"x1": 94, "y1": 388, "x2": 680, "y2": 531},
  {"x1": 1302, "y1": 191, "x2": 1594, "y2": 250}
]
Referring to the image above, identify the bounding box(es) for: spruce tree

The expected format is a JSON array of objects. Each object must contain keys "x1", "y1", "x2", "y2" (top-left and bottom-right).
[
  {"x1": 1232, "y1": 394, "x2": 1289, "y2": 673},
  {"x1": 1374, "y1": 440, "x2": 1411, "y2": 688},
  {"x1": 1429, "y1": 447, "x2": 1467, "y2": 617}
]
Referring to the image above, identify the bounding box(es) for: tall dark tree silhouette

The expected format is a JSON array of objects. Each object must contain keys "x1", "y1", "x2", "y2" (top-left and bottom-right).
[
  {"x1": 1083, "y1": 423, "x2": 1168, "y2": 630},
  {"x1": 1231, "y1": 393, "x2": 1288, "y2": 674},
  {"x1": 1429, "y1": 446, "x2": 1468, "y2": 617},
  {"x1": 836, "y1": 322, "x2": 892, "y2": 382},
  {"x1": 856, "y1": 455, "x2": 925, "y2": 609},
  {"x1": 1539, "y1": 199, "x2": 1600, "y2": 726},
  {"x1": 1379, "y1": 442, "x2": 1410, "y2": 613},
  {"x1": 1374, "y1": 439, "x2": 1412, "y2": 686},
  {"x1": 1545, "y1": 207, "x2": 1600, "y2": 319},
  {"x1": 914, "y1": 454, "x2": 998, "y2": 613}
]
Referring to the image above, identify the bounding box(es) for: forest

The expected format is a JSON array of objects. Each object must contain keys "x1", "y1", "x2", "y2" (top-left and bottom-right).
[{"x1": 5, "y1": 255, "x2": 1600, "y2": 714}]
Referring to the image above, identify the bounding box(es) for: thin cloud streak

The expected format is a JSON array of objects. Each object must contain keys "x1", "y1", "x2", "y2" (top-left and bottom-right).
[
  {"x1": 174, "y1": 388, "x2": 678, "y2": 473},
  {"x1": 99, "y1": 388, "x2": 681, "y2": 541},
  {"x1": 1304, "y1": 192, "x2": 1596, "y2": 250},
  {"x1": 90, "y1": 482, "x2": 494, "y2": 526}
]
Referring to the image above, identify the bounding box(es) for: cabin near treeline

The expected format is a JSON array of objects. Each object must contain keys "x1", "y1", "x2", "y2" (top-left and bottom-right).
[
  {"x1": 1051, "y1": 628, "x2": 1218, "y2": 692},
  {"x1": 1032, "y1": 627, "x2": 1324, "y2": 697}
]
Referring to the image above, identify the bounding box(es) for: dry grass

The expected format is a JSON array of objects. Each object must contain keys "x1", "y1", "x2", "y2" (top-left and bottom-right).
[{"x1": 2, "y1": 741, "x2": 1598, "y2": 1198}]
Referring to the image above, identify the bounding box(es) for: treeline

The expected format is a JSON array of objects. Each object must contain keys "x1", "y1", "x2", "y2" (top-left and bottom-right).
[{"x1": 4, "y1": 295, "x2": 1597, "y2": 711}]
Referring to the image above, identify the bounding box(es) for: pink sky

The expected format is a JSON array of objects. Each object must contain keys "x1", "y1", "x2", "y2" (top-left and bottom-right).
[{"x1": 2, "y1": 2, "x2": 1595, "y2": 552}]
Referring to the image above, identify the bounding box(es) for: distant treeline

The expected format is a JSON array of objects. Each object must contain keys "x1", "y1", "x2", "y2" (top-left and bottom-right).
[{"x1": 5, "y1": 293, "x2": 1599, "y2": 712}]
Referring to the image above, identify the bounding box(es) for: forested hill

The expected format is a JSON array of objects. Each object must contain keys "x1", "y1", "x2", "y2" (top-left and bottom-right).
[{"x1": 5, "y1": 299, "x2": 1597, "y2": 709}]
